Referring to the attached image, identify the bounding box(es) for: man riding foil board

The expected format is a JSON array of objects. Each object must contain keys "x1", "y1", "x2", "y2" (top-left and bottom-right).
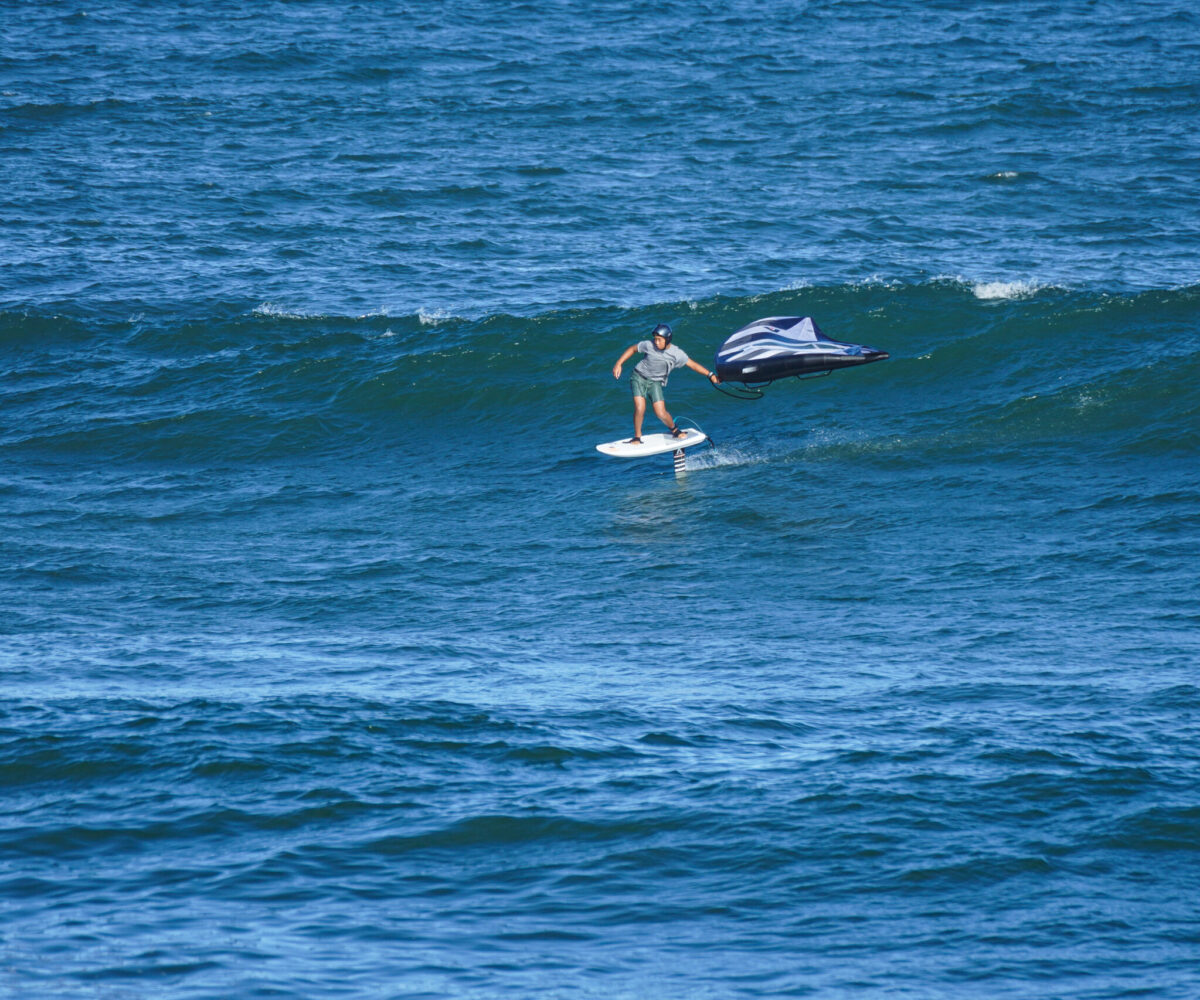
[{"x1": 611, "y1": 324, "x2": 720, "y2": 444}]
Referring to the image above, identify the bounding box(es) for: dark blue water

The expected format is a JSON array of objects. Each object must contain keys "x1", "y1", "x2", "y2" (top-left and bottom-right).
[{"x1": 3, "y1": 3, "x2": 1200, "y2": 998}]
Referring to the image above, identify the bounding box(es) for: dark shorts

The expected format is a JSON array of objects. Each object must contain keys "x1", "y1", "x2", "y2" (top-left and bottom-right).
[{"x1": 631, "y1": 371, "x2": 665, "y2": 403}]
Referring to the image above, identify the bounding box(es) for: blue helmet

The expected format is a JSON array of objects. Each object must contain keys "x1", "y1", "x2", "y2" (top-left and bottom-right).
[{"x1": 651, "y1": 323, "x2": 673, "y2": 344}]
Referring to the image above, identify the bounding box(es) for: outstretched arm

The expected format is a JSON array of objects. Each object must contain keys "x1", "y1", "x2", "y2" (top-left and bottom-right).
[
  {"x1": 612, "y1": 344, "x2": 639, "y2": 379},
  {"x1": 685, "y1": 358, "x2": 721, "y2": 384}
]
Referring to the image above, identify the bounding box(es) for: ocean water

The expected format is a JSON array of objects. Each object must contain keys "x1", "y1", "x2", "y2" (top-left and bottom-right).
[{"x1": 3, "y1": 2, "x2": 1200, "y2": 998}]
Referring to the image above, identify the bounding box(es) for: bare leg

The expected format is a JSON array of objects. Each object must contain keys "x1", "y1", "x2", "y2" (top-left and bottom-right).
[
  {"x1": 631, "y1": 395, "x2": 646, "y2": 441},
  {"x1": 652, "y1": 400, "x2": 674, "y2": 431}
]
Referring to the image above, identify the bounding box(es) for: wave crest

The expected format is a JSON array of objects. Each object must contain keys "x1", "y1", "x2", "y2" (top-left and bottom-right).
[{"x1": 3, "y1": 281, "x2": 1197, "y2": 465}]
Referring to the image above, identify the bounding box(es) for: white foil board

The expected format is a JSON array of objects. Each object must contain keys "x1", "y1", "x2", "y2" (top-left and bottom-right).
[{"x1": 596, "y1": 429, "x2": 708, "y2": 458}]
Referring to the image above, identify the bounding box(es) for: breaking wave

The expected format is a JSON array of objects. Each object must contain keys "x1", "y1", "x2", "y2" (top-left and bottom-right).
[{"x1": 2, "y1": 280, "x2": 1197, "y2": 467}]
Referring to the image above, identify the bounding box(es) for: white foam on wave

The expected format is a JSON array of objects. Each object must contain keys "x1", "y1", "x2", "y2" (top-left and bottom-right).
[
  {"x1": 253, "y1": 302, "x2": 320, "y2": 319},
  {"x1": 418, "y1": 308, "x2": 461, "y2": 326},
  {"x1": 853, "y1": 275, "x2": 904, "y2": 289},
  {"x1": 759, "y1": 275, "x2": 901, "y2": 301},
  {"x1": 971, "y1": 280, "x2": 1045, "y2": 300},
  {"x1": 254, "y1": 302, "x2": 468, "y2": 326}
]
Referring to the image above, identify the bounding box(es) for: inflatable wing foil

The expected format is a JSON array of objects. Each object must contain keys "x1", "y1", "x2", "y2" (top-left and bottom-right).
[{"x1": 715, "y1": 316, "x2": 888, "y2": 384}]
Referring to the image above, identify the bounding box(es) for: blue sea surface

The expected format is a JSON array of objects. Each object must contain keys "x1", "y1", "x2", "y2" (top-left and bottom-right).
[{"x1": 3, "y1": 2, "x2": 1200, "y2": 998}]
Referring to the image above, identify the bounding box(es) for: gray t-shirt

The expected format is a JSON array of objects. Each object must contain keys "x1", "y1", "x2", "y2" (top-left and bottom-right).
[{"x1": 634, "y1": 340, "x2": 690, "y2": 384}]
